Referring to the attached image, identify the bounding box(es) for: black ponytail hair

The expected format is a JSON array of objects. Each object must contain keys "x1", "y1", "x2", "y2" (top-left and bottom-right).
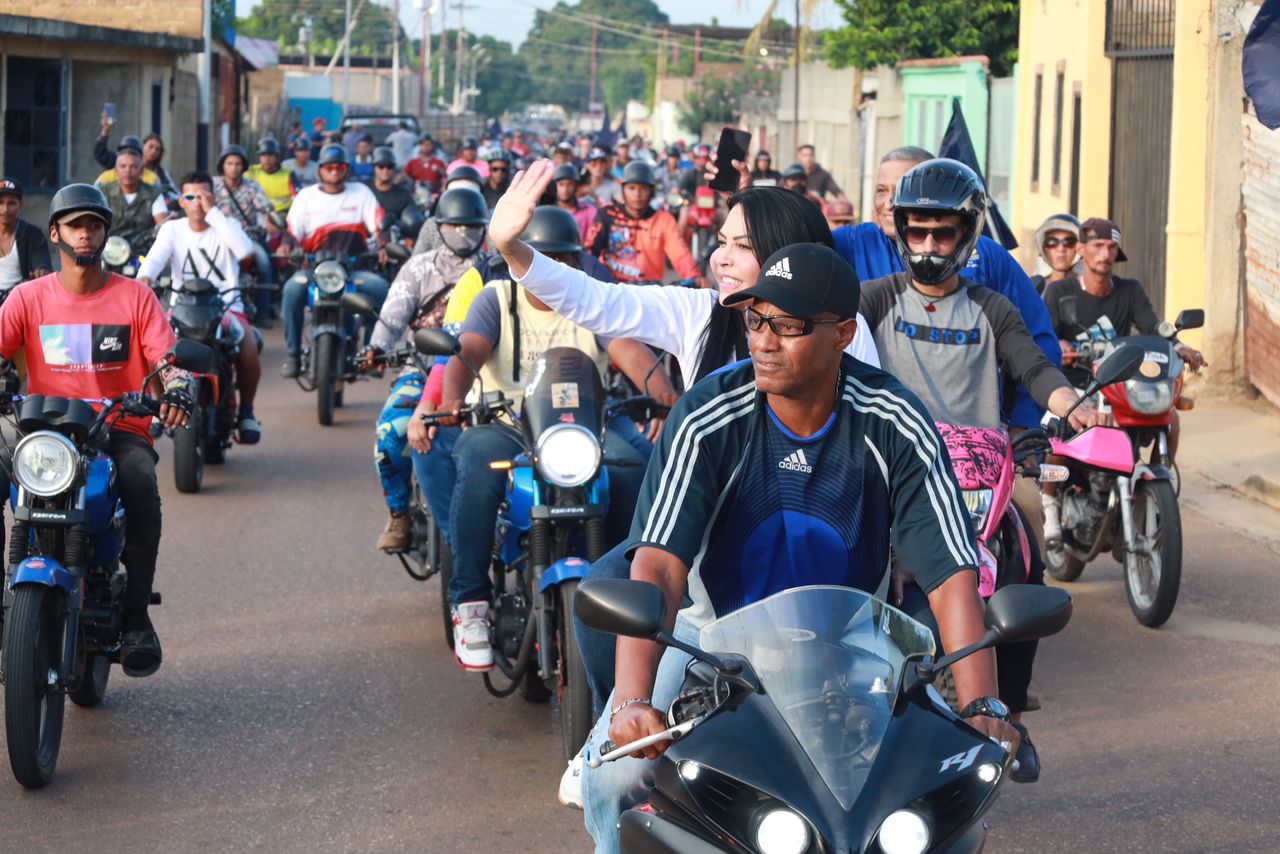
[{"x1": 693, "y1": 187, "x2": 836, "y2": 384}]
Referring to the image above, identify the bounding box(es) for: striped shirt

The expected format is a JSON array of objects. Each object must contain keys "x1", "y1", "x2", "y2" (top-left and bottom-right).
[{"x1": 628, "y1": 354, "x2": 979, "y2": 629}]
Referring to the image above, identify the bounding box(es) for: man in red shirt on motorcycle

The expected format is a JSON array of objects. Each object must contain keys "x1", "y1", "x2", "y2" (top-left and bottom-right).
[
  {"x1": 585, "y1": 161, "x2": 699, "y2": 284},
  {"x1": 0, "y1": 184, "x2": 192, "y2": 677}
]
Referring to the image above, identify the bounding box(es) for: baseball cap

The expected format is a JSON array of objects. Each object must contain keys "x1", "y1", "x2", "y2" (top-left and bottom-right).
[
  {"x1": 0, "y1": 178, "x2": 22, "y2": 199},
  {"x1": 588, "y1": 147, "x2": 608, "y2": 161},
  {"x1": 1080, "y1": 217, "x2": 1128, "y2": 261},
  {"x1": 723, "y1": 243, "x2": 860, "y2": 320}
]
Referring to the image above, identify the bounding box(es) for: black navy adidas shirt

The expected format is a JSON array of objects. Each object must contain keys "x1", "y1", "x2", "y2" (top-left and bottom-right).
[{"x1": 627, "y1": 354, "x2": 980, "y2": 629}]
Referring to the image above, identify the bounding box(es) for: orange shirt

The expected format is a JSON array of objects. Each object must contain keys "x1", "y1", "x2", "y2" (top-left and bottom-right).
[
  {"x1": 586, "y1": 203, "x2": 698, "y2": 282},
  {"x1": 0, "y1": 273, "x2": 176, "y2": 440}
]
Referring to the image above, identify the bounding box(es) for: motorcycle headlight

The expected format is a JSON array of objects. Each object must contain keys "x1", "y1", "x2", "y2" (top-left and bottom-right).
[
  {"x1": 1123, "y1": 378, "x2": 1174, "y2": 414},
  {"x1": 755, "y1": 809, "x2": 810, "y2": 854},
  {"x1": 534, "y1": 423, "x2": 601, "y2": 488},
  {"x1": 876, "y1": 809, "x2": 931, "y2": 854},
  {"x1": 961, "y1": 488, "x2": 994, "y2": 535},
  {"x1": 313, "y1": 260, "x2": 347, "y2": 295},
  {"x1": 102, "y1": 236, "x2": 132, "y2": 267},
  {"x1": 13, "y1": 431, "x2": 78, "y2": 498}
]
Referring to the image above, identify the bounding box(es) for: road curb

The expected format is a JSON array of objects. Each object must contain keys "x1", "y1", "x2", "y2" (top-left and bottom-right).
[{"x1": 1185, "y1": 466, "x2": 1280, "y2": 514}]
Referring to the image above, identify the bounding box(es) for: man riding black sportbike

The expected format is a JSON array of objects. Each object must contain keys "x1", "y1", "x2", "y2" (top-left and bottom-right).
[{"x1": 0, "y1": 184, "x2": 193, "y2": 677}]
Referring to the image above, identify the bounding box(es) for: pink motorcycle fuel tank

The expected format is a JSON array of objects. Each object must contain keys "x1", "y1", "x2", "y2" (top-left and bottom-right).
[
  {"x1": 936, "y1": 424, "x2": 1018, "y2": 598},
  {"x1": 1050, "y1": 426, "x2": 1135, "y2": 474}
]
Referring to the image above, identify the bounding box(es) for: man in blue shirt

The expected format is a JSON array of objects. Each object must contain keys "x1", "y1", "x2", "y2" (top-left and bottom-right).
[
  {"x1": 581, "y1": 243, "x2": 1017, "y2": 852},
  {"x1": 832, "y1": 146, "x2": 1060, "y2": 430}
]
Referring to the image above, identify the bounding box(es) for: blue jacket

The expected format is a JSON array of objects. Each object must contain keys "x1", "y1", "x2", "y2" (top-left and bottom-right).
[{"x1": 833, "y1": 222, "x2": 1061, "y2": 428}]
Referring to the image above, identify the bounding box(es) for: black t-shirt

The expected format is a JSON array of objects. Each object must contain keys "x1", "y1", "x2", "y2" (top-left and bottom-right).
[
  {"x1": 372, "y1": 184, "x2": 415, "y2": 228},
  {"x1": 1041, "y1": 276, "x2": 1161, "y2": 340}
]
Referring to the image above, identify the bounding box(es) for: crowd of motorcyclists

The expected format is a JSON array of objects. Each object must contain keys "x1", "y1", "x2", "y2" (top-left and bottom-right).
[{"x1": 0, "y1": 105, "x2": 1208, "y2": 848}]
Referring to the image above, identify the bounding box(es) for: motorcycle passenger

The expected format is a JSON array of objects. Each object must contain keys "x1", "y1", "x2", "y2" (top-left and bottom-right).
[
  {"x1": 369, "y1": 146, "x2": 416, "y2": 230},
  {"x1": 411, "y1": 165, "x2": 486, "y2": 258},
  {"x1": 101, "y1": 142, "x2": 168, "y2": 257},
  {"x1": 859, "y1": 158, "x2": 1105, "y2": 783},
  {"x1": 404, "y1": 133, "x2": 448, "y2": 197},
  {"x1": 749, "y1": 150, "x2": 782, "y2": 186},
  {"x1": 481, "y1": 150, "x2": 513, "y2": 209},
  {"x1": 0, "y1": 183, "x2": 194, "y2": 677},
  {"x1": 405, "y1": 218, "x2": 671, "y2": 672},
  {"x1": 581, "y1": 242, "x2": 1017, "y2": 852},
  {"x1": 213, "y1": 145, "x2": 276, "y2": 309},
  {"x1": 278, "y1": 143, "x2": 390, "y2": 379},
  {"x1": 137, "y1": 171, "x2": 264, "y2": 444},
  {"x1": 283, "y1": 136, "x2": 319, "y2": 189},
  {"x1": 831, "y1": 146, "x2": 1061, "y2": 433},
  {"x1": 1031, "y1": 213, "x2": 1082, "y2": 294},
  {"x1": 364, "y1": 187, "x2": 492, "y2": 552},
  {"x1": 586, "y1": 161, "x2": 699, "y2": 284},
  {"x1": 0, "y1": 178, "x2": 53, "y2": 292},
  {"x1": 94, "y1": 130, "x2": 162, "y2": 191},
  {"x1": 246, "y1": 138, "x2": 296, "y2": 214},
  {"x1": 552, "y1": 163, "x2": 596, "y2": 244}
]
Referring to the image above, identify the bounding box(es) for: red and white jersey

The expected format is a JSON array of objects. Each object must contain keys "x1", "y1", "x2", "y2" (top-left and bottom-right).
[{"x1": 286, "y1": 182, "x2": 382, "y2": 254}]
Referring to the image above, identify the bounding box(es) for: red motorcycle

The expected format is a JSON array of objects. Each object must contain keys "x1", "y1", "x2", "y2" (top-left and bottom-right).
[{"x1": 688, "y1": 185, "x2": 718, "y2": 276}]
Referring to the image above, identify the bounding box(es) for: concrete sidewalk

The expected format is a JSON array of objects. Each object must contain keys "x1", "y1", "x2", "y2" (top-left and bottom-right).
[{"x1": 1177, "y1": 381, "x2": 1280, "y2": 512}]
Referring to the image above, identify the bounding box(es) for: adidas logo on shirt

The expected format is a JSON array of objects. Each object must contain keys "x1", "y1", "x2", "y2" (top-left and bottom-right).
[
  {"x1": 764, "y1": 257, "x2": 792, "y2": 280},
  {"x1": 778, "y1": 448, "x2": 813, "y2": 473}
]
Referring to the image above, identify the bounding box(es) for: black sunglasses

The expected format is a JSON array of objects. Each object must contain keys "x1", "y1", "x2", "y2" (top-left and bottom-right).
[
  {"x1": 903, "y1": 225, "x2": 961, "y2": 244},
  {"x1": 745, "y1": 307, "x2": 843, "y2": 337},
  {"x1": 1043, "y1": 236, "x2": 1078, "y2": 248}
]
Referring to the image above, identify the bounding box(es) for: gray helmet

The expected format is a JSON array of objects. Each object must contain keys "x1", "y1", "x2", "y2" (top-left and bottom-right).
[
  {"x1": 435, "y1": 187, "x2": 488, "y2": 225},
  {"x1": 552, "y1": 163, "x2": 580, "y2": 184},
  {"x1": 521, "y1": 206, "x2": 582, "y2": 255},
  {"x1": 117, "y1": 135, "x2": 144, "y2": 157},
  {"x1": 218, "y1": 145, "x2": 250, "y2": 172},
  {"x1": 892, "y1": 158, "x2": 988, "y2": 286},
  {"x1": 318, "y1": 143, "x2": 349, "y2": 167},
  {"x1": 48, "y1": 182, "x2": 113, "y2": 230},
  {"x1": 620, "y1": 161, "x2": 655, "y2": 186},
  {"x1": 373, "y1": 146, "x2": 397, "y2": 167}
]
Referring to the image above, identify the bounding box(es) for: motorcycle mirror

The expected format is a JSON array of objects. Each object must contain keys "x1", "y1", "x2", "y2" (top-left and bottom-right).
[
  {"x1": 983, "y1": 585, "x2": 1073, "y2": 644},
  {"x1": 414, "y1": 328, "x2": 461, "y2": 357},
  {"x1": 340, "y1": 292, "x2": 377, "y2": 318},
  {"x1": 385, "y1": 241, "x2": 411, "y2": 262},
  {"x1": 169, "y1": 339, "x2": 215, "y2": 374},
  {"x1": 1174, "y1": 308, "x2": 1204, "y2": 331},
  {"x1": 574, "y1": 578, "x2": 665, "y2": 640}
]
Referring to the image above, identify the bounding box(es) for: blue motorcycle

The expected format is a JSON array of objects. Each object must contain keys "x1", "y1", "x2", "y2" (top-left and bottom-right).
[
  {"x1": 0, "y1": 340, "x2": 212, "y2": 788},
  {"x1": 415, "y1": 330, "x2": 665, "y2": 761}
]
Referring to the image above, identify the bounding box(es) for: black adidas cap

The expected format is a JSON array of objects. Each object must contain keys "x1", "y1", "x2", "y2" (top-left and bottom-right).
[{"x1": 723, "y1": 242, "x2": 860, "y2": 320}]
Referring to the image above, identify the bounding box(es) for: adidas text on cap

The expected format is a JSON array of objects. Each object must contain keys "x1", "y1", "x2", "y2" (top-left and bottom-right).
[{"x1": 723, "y1": 243, "x2": 860, "y2": 320}]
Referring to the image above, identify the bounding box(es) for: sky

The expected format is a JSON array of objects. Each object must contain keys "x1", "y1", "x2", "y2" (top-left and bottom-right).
[{"x1": 235, "y1": 0, "x2": 845, "y2": 48}]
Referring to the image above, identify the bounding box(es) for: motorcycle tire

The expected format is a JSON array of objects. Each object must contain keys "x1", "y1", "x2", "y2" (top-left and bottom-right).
[
  {"x1": 3, "y1": 586, "x2": 67, "y2": 789},
  {"x1": 69, "y1": 654, "x2": 110, "y2": 708},
  {"x1": 1045, "y1": 542, "x2": 1087, "y2": 582},
  {"x1": 556, "y1": 580, "x2": 593, "y2": 763},
  {"x1": 172, "y1": 405, "x2": 205, "y2": 493},
  {"x1": 1125, "y1": 479, "x2": 1182, "y2": 628},
  {"x1": 315, "y1": 332, "x2": 338, "y2": 426},
  {"x1": 438, "y1": 534, "x2": 455, "y2": 650}
]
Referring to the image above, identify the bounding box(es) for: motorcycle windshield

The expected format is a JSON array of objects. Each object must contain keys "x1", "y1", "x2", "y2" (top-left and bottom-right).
[
  {"x1": 521, "y1": 347, "x2": 606, "y2": 439},
  {"x1": 698, "y1": 586, "x2": 936, "y2": 811}
]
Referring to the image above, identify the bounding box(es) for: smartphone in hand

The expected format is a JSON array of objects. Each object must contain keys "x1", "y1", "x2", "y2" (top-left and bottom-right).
[
  {"x1": 103, "y1": 102, "x2": 116, "y2": 125},
  {"x1": 709, "y1": 127, "x2": 752, "y2": 193}
]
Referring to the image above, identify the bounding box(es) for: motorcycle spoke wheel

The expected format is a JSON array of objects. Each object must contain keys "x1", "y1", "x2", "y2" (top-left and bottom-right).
[
  {"x1": 3, "y1": 587, "x2": 66, "y2": 788},
  {"x1": 1124, "y1": 480, "x2": 1182, "y2": 628}
]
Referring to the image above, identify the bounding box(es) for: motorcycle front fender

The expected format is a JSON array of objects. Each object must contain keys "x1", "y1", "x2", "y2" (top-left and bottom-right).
[
  {"x1": 1132, "y1": 461, "x2": 1173, "y2": 482},
  {"x1": 537, "y1": 556, "x2": 590, "y2": 594},
  {"x1": 618, "y1": 807, "x2": 723, "y2": 854},
  {"x1": 9, "y1": 556, "x2": 76, "y2": 595},
  {"x1": 311, "y1": 323, "x2": 342, "y2": 339}
]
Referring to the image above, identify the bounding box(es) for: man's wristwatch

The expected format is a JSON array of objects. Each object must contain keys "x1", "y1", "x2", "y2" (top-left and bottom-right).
[{"x1": 959, "y1": 696, "x2": 1011, "y2": 722}]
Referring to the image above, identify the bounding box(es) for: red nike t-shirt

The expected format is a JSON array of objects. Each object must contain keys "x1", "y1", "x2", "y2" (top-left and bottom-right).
[{"x1": 0, "y1": 273, "x2": 176, "y2": 441}]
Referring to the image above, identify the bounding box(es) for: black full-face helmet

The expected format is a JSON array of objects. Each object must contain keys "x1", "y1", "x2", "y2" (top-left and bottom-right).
[
  {"x1": 891, "y1": 158, "x2": 987, "y2": 286},
  {"x1": 521, "y1": 206, "x2": 582, "y2": 255}
]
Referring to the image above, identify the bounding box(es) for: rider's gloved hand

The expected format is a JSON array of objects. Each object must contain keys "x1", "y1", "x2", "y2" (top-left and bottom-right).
[{"x1": 159, "y1": 378, "x2": 193, "y2": 429}]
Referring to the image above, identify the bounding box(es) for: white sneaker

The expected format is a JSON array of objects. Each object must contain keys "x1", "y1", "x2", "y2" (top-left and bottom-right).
[
  {"x1": 1041, "y1": 495, "x2": 1062, "y2": 545},
  {"x1": 452, "y1": 601, "x2": 493, "y2": 671},
  {"x1": 557, "y1": 751, "x2": 584, "y2": 810}
]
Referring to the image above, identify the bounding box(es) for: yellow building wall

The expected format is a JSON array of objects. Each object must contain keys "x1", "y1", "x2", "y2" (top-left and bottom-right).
[
  {"x1": 3, "y1": 1, "x2": 204, "y2": 41},
  {"x1": 1012, "y1": 0, "x2": 1113, "y2": 270}
]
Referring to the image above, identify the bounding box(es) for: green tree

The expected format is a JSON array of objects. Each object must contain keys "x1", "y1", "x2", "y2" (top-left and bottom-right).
[
  {"x1": 824, "y1": 0, "x2": 1018, "y2": 77},
  {"x1": 236, "y1": 0, "x2": 404, "y2": 58},
  {"x1": 677, "y1": 63, "x2": 781, "y2": 131}
]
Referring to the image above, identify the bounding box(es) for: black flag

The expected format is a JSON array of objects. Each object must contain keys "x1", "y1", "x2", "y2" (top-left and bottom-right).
[
  {"x1": 1245, "y1": 0, "x2": 1280, "y2": 129},
  {"x1": 938, "y1": 98, "x2": 1018, "y2": 250}
]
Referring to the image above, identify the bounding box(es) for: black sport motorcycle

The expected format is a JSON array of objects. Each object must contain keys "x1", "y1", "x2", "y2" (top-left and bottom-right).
[{"x1": 576, "y1": 580, "x2": 1074, "y2": 853}]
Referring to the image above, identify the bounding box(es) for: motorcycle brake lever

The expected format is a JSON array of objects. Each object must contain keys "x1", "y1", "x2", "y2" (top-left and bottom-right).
[{"x1": 588, "y1": 716, "x2": 703, "y2": 769}]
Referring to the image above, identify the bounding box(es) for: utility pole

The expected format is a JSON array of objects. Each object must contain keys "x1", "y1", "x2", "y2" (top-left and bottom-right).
[
  {"x1": 343, "y1": 0, "x2": 353, "y2": 113},
  {"x1": 417, "y1": 2, "x2": 437, "y2": 114},
  {"x1": 438, "y1": 1, "x2": 447, "y2": 96},
  {"x1": 392, "y1": 0, "x2": 401, "y2": 113},
  {"x1": 198, "y1": 0, "x2": 211, "y2": 169},
  {"x1": 451, "y1": 1, "x2": 474, "y2": 114},
  {"x1": 590, "y1": 21, "x2": 598, "y2": 108},
  {"x1": 792, "y1": 0, "x2": 801, "y2": 154}
]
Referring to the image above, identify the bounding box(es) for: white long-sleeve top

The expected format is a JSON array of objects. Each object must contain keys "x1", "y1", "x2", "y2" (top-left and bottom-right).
[
  {"x1": 513, "y1": 249, "x2": 880, "y2": 383},
  {"x1": 138, "y1": 207, "x2": 253, "y2": 313}
]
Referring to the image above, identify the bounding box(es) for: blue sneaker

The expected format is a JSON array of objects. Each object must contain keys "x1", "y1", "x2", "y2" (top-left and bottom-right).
[{"x1": 236, "y1": 413, "x2": 262, "y2": 445}]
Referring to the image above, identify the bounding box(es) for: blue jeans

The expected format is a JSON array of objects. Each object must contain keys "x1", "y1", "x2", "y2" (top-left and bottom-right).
[
  {"x1": 606, "y1": 414, "x2": 654, "y2": 463},
  {"x1": 282, "y1": 276, "x2": 390, "y2": 356},
  {"x1": 412, "y1": 422, "x2": 647, "y2": 608},
  {"x1": 374, "y1": 373, "x2": 426, "y2": 514},
  {"x1": 581, "y1": 617, "x2": 700, "y2": 854},
  {"x1": 250, "y1": 242, "x2": 274, "y2": 318}
]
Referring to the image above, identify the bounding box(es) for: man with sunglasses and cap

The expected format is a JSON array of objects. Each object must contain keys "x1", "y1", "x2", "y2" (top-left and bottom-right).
[
  {"x1": 0, "y1": 178, "x2": 51, "y2": 293},
  {"x1": 1031, "y1": 213, "x2": 1082, "y2": 295},
  {"x1": 582, "y1": 241, "x2": 1015, "y2": 851},
  {"x1": 369, "y1": 147, "x2": 415, "y2": 232},
  {"x1": 482, "y1": 150, "x2": 513, "y2": 209}
]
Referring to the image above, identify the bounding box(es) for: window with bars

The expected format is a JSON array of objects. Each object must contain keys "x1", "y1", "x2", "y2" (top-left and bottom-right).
[
  {"x1": 1031, "y1": 72, "x2": 1043, "y2": 187},
  {"x1": 1105, "y1": 0, "x2": 1176, "y2": 57},
  {"x1": 1052, "y1": 71, "x2": 1065, "y2": 190}
]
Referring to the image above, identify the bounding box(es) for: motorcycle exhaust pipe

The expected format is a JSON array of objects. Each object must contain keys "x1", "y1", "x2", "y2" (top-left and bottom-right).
[{"x1": 484, "y1": 604, "x2": 539, "y2": 699}]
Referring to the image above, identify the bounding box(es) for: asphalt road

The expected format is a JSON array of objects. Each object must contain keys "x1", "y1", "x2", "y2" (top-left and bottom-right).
[{"x1": 1, "y1": 327, "x2": 1277, "y2": 852}]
